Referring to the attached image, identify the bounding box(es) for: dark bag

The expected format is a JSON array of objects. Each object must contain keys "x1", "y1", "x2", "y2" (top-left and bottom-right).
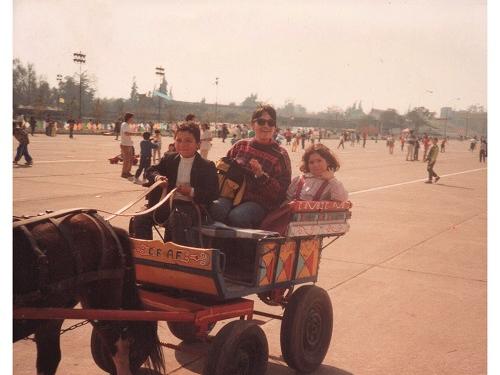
[
  {"x1": 167, "y1": 205, "x2": 194, "y2": 246},
  {"x1": 166, "y1": 202, "x2": 207, "y2": 247}
]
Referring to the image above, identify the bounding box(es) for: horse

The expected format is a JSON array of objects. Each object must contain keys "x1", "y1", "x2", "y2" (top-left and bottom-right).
[{"x1": 13, "y1": 208, "x2": 165, "y2": 375}]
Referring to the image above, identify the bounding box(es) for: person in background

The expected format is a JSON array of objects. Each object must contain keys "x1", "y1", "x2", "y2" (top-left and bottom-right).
[
  {"x1": 134, "y1": 132, "x2": 158, "y2": 184},
  {"x1": 199, "y1": 123, "x2": 213, "y2": 159},
  {"x1": 470, "y1": 136, "x2": 477, "y2": 152},
  {"x1": 284, "y1": 128, "x2": 292, "y2": 145},
  {"x1": 13, "y1": 121, "x2": 33, "y2": 166},
  {"x1": 114, "y1": 117, "x2": 122, "y2": 140},
  {"x1": 29, "y1": 116, "x2": 37, "y2": 136},
  {"x1": 337, "y1": 133, "x2": 345, "y2": 150},
  {"x1": 221, "y1": 123, "x2": 229, "y2": 143},
  {"x1": 425, "y1": 137, "x2": 440, "y2": 184},
  {"x1": 167, "y1": 143, "x2": 176, "y2": 153},
  {"x1": 185, "y1": 113, "x2": 196, "y2": 123},
  {"x1": 414, "y1": 137, "x2": 420, "y2": 161},
  {"x1": 286, "y1": 143, "x2": 348, "y2": 202},
  {"x1": 387, "y1": 134, "x2": 395, "y2": 154},
  {"x1": 440, "y1": 138, "x2": 446, "y2": 153},
  {"x1": 68, "y1": 118, "x2": 76, "y2": 139},
  {"x1": 152, "y1": 129, "x2": 162, "y2": 163},
  {"x1": 210, "y1": 104, "x2": 291, "y2": 229},
  {"x1": 422, "y1": 133, "x2": 430, "y2": 161},
  {"x1": 406, "y1": 130, "x2": 416, "y2": 161},
  {"x1": 292, "y1": 131, "x2": 300, "y2": 152},
  {"x1": 120, "y1": 112, "x2": 135, "y2": 179},
  {"x1": 479, "y1": 138, "x2": 487, "y2": 163}
]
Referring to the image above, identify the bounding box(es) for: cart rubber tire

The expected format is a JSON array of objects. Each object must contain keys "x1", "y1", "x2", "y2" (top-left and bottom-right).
[
  {"x1": 167, "y1": 321, "x2": 215, "y2": 343},
  {"x1": 91, "y1": 322, "x2": 158, "y2": 374},
  {"x1": 280, "y1": 285, "x2": 333, "y2": 373},
  {"x1": 203, "y1": 320, "x2": 268, "y2": 375}
]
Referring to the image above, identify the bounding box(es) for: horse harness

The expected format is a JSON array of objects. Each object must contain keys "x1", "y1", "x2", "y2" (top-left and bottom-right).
[{"x1": 13, "y1": 208, "x2": 129, "y2": 306}]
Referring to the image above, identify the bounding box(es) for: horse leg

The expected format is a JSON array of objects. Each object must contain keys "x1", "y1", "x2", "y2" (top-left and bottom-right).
[
  {"x1": 112, "y1": 336, "x2": 133, "y2": 375},
  {"x1": 34, "y1": 319, "x2": 64, "y2": 375}
]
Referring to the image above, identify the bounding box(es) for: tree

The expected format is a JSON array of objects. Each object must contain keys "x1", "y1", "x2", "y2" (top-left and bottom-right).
[
  {"x1": 278, "y1": 100, "x2": 308, "y2": 117},
  {"x1": 241, "y1": 93, "x2": 260, "y2": 107},
  {"x1": 130, "y1": 77, "x2": 138, "y2": 103},
  {"x1": 379, "y1": 109, "x2": 404, "y2": 133},
  {"x1": 200, "y1": 97, "x2": 206, "y2": 104},
  {"x1": 406, "y1": 107, "x2": 436, "y2": 133},
  {"x1": 13, "y1": 59, "x2": 38, "y2": 106}
]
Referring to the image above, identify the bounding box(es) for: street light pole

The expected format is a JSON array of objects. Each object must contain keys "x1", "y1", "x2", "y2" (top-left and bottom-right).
[
  {"x1": 73, "y1": 52, "x2": 86, "y2": 120},
  {"x1": 155, "y1": 66, "x2": 165, "y2": 123},
  {"x1": 56, "y1": 74, "x2": 62, "y2": 110},
  {"x1": 214, "y1": 77, "x2": 219, "y2": 127}
]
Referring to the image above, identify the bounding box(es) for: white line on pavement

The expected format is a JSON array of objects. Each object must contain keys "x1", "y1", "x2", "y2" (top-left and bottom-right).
[
  {"x1": 35, "y1": 160, "x2": 96, "y2": 164},
  {"x1": 350, "y1": 167, "x2": 487, "y2": 195}
]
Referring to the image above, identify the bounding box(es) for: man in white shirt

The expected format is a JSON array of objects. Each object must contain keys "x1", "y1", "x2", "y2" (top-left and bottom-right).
[{"x1": 120, "y1": 112, "x2": 135, "y2": 178}]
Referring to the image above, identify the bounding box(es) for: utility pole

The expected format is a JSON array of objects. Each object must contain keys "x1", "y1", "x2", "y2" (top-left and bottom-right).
[
  {"x1": 73, "y1": 52, "x2": 86, "y2": 121},
  {"x1": 465, "y1": 110, "x2": 469, "y2": 138},
  {"x1": 56, "y1": 74, "x2": 62, "y2": 110},
  {"x1": 214, "y1": 77, "x2": 219, "y2": 127},
  {"x1": 155, "y1": 66, "x2": 165, "y2": 123}
]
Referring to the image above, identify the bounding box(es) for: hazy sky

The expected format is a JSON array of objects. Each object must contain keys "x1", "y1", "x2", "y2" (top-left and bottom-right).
[{"x1": 13, "y1": 0, "x2": 486, "y2": 114}]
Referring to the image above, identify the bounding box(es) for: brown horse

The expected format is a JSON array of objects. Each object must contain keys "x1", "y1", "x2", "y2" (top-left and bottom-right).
[{"x1": 13, "y1": 209, "x2": 165, "y2": 375}]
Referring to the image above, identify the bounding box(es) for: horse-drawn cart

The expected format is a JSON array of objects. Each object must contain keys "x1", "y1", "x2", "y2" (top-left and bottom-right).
[{"x1": 13, "y1": 188, "x2": 352, "y2": 375}]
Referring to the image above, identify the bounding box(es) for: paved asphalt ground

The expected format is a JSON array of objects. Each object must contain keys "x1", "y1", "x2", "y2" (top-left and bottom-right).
[{"x1": 12, "y1": 134, "x2": 487, "y2": 374}]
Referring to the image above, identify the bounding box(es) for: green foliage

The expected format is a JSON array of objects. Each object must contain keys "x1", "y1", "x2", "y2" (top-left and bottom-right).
[
  {"x1": 406, "y1": 107, "x2": 436, "y2": 132},
  {"x1": 240, "y1": 93, "x2": 260, "y2": 107}
]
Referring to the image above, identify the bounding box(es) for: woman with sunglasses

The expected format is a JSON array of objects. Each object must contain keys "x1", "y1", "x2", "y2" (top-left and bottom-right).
[{"x1": 210, "y1": 104, "x2": 292, "y2": 228}]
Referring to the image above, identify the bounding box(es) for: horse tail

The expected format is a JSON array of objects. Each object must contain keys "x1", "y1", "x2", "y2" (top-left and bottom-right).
[{"x1": 114, "y1": 227, "x2": 166, "y2": 374}]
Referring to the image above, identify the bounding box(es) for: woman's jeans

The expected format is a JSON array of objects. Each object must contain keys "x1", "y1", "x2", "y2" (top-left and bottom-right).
[{"x1": 210, "y1": 198, "x2": 267, "y2": 228}]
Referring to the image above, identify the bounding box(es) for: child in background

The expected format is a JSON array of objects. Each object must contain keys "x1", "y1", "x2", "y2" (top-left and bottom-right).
[
  {"x1": 440, "y1": 138, "x2": 446, "y2": 153},
  {"x1": 152, "y1": 129, "x2": 162, "y2": 163},
  {"x1": 134, "y1": 132, "x2": 157, "y2": 184},
  {"x1": 167, "y1": 143, "x2": 176, "y2": 153},
  {"x1": 286, "y1": 143, "x2": 348, "y2": 202}
]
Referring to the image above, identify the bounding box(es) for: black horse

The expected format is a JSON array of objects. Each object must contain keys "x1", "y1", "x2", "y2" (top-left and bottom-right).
[{"x1": 13, "y1": 209, "x2": 165, "y2": 375}]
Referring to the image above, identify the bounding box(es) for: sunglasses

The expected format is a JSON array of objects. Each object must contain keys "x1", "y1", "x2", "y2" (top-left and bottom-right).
[{"x1": 254, "y1": 118, "x2": 276, "y2": 127}]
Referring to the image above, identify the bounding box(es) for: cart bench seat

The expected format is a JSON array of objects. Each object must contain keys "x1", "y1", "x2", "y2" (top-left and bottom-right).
[{"x1": 199, "y1": 222, "x2": 281, "y2": 240}]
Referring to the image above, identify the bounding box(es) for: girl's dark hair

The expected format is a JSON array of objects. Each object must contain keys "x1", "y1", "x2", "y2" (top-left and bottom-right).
[
  {"x1": 300, "y1": 143, "x2": 341, "y2": 173},
  {"x1": 251, "y1": 104, "x2": 277, "y2": 123},
  {"x1": 175, "y1": 122, "x2": 200, "y2": 143},
  {"x1": 142, "y1": 131, "x2": 151, "y2": 140}
]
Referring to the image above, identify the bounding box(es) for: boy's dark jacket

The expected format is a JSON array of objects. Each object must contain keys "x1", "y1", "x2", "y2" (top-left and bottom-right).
[{"x1": 144, "y1": 152, "x2": 219, "y2": 207}]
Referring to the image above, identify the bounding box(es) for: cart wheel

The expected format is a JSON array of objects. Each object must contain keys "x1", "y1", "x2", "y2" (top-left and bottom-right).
[
  {"x1": 91, "y1": 322, "x2": 158, "y2": 374},
  {"x1": 280, "y1": 285, "x2": 333, "y2": 373},
  {"x1": 203, "y1": 320, "x2": 268, "y2": 375},
  {"x1": 167, "y1": 321, "x2": 215, "y2": 343}
]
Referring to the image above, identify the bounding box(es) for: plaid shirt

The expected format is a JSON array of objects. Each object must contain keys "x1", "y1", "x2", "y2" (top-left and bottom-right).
[{"x1": 227, "y1": 138, "x2": 291, "y2": 210}]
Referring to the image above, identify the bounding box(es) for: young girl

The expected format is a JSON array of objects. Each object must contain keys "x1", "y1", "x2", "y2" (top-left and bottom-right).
[
  {"x1": 152, "y1": 129, "x2": 162, "y2": 162},
  {"x1": 286, "y1": 144, "x2": 348, "y2": 202}
]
